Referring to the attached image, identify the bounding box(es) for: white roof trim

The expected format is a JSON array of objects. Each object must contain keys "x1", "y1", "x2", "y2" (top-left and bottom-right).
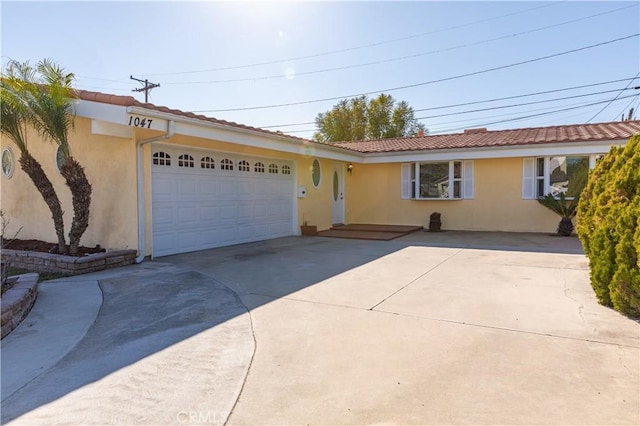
[
  {"x1": 74, "y1": 99, "x2": 630, "y2": 164},
  {"x1": 359, "y1": 140, "x2": 627, "y2": 163}
]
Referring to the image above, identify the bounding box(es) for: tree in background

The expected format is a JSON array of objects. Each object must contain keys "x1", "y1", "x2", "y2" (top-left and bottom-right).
[
  {"x1": 621, "y1": 107, "x2": 635, "y2": 121},
  {"x1": 314, "y1": 93, "x2": 426, "y2": 142},
  {"x1": 1, "y1": 61, "x2": 67, "y2": 254},
  {"x1": 576, "y1": 135, "x2": 640, "y2": 317}
]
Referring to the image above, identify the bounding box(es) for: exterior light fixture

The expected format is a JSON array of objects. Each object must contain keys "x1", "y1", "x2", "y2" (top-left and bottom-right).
[{"x1": 347, "y1": 163, "x2": 353, "y2": 175}]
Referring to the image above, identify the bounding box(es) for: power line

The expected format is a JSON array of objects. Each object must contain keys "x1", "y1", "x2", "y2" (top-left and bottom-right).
[
  {"x1": 432, "y1": 93, "x2": 640, "y2": 133},
  {"x1": 259, "y1": 77, "x2": 640, "y2": 128},
  {"x1": 586, "y1": 71, "x2": 640, "y2": 122},
  {"x1": 142, "y1": 1, "x2": 566, "y2": 77},
  {"x1": 416, "y1": 87, "x2": 640, "y2": 120},
  {"x1": 77, "y1": 75, "x2": 132, "y2": 85},
  {"x1": 614, "y1": 94, "x2": 639, "y2": 121},
  {"x1": 162, "y1": 4, "x2": 637, "y2": 86},
  {"x1": 193, "y1": 34, "x2": 640, "y2": 113},
  {"x1": 286, "y1": 95, "x2": 640, "y2": 133},
  {"x1": 424, "y1": 97, "x2": 633, "y2": 129}
]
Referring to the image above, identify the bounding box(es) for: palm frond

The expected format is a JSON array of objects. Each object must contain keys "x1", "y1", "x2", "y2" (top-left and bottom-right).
[
  {"x1": 25, "y1": 59, "x2": 77, "y2": 155},
  {"x1": 537, "y1": 192, "x2": 580, "y2": 219},
  {"x1": 0, "y1": 74, "x2": 32, "y2": 153}
]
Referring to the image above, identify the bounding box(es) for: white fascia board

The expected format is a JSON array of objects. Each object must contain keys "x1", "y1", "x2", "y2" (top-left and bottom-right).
[
  {"x1": 360, "y1": 140, "x2": 628, "y2": 163},
  {"x1": 126, "y1": 106, "x2": 363, "y2": 162},
  {"x1": 73, "y1": 99, "x2": 129, "y2": 124},
  {"x1": 91, "y1": 120, "x2": 134, "y2": 139}
]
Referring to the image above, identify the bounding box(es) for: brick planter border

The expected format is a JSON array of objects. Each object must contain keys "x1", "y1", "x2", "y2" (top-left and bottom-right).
[
  {"x1": 2, "y1": 249, "x2": 137, "y2": 275},
  {"x1": 1, "y1": 273, "x2": 38, "y2": 339}
]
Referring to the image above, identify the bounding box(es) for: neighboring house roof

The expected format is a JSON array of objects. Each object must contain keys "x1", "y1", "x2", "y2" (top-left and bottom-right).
[
  {"x1": 73, "y1": 89, "x2": 308, "y2": 143},
  {"x1": 73, "y1": 89, "x2": 640, "y2": 154},
  {"x1": 332, "y1": 121, "x2": 640, "y2": 153}
]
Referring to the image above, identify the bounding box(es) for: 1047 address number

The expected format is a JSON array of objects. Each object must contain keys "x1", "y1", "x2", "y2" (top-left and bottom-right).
[{"x1": 128, "y1": 116, "x2": 153, "y2": 128}]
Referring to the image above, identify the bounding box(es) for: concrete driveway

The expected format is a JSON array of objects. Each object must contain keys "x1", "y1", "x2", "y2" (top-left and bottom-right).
[
  {"x1": 2, "y1": 232, "x2": 638, "y2": 425},
  {"x1": 165, "y1": 232, "x2": 639, "y2": 425}
]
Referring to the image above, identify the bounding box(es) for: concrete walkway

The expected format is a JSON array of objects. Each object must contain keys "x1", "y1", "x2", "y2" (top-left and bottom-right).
[
  {"x1": 1, "y1": 262, "x2": 253, "y2": 425},
  {"x1": 1, "y1": 232, "x2": 638, "y2": 425}
]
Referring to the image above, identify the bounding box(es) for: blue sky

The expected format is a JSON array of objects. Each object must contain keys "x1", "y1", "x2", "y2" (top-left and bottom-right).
[{"x1": 2, "y1": 1, "x2": 639, "y2": 138}]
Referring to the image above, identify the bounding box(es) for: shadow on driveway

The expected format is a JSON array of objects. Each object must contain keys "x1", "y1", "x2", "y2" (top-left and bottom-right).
[{"x1": 1, "y1": 231, "x2": 595, "y2": 424}]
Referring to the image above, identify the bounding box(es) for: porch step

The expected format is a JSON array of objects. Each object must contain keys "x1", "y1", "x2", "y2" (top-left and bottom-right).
[{"x1": 318, "y1": 224, "x2": 423, "y2": 241}]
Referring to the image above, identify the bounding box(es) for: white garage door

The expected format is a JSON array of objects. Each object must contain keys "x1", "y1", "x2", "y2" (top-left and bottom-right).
[{"x1": 151, "y1": 147, "x2": 295, "y2": 257}]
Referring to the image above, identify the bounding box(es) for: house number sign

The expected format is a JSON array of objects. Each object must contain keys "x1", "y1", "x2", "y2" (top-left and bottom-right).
[{"x1": 127, "y1": 115, "x2": 153, "y2": 129}]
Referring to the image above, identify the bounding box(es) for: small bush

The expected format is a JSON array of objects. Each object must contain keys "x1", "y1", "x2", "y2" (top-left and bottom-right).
[{"x1": 576, "y1": 135, "x2": 640, "y2": 316}]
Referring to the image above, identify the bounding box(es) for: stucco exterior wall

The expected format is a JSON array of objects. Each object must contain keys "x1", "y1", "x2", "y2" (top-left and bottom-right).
[
  {"x1": 345, "y1": 158, "x2": 560, "y2": 233},
  {"x1": 1, "y1": 117, "x2": 138, "y2": 250}
]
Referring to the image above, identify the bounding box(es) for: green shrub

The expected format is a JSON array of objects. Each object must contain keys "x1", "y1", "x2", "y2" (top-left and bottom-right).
[{"x1": 576, "y1": 135, "x2": 640, "y2": 316}]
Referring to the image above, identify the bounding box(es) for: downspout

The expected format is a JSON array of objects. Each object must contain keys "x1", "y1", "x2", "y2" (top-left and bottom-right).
[{"x1": 135, "y1": 120, "x2": 175, "y2": 263}]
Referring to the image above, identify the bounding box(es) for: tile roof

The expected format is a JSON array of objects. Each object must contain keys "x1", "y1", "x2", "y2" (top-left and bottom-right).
[
  {"x1": 73, "y1": 89, "x2": 309, "y2": 142},
  {"x1": 73, "y1": 89, "x2": 640, "y2": 154},
  {"x1": 333, "y1": 121, "x2": 640, "y2": 153}
]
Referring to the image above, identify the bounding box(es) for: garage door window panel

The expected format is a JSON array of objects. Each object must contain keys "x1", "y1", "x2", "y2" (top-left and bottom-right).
[
  {"x1": 178, "y1": 154, "x2": 194, "y2": 168},
  {"x1": 201, "y1": 156, "x2": 215, "y2": 169},
  {"x1": 153, "y1": 152, "x2": 171, "y2": 166},
  {"x1": 221, "y1": 159, "x2": 234, "y2": 171}
]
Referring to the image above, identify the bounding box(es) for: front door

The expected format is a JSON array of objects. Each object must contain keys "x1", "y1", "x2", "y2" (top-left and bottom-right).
[{"x1": 331, "y1": 164, "x2": 344, "y2": 225}]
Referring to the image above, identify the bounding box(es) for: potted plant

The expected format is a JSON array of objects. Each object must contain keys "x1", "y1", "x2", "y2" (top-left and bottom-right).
[
  {"x1": 537, "y1": 192, "x2": 580, "y2": 236},
  {"x1": 300, "y1": 215, "x2": 317, "y2": 236}
]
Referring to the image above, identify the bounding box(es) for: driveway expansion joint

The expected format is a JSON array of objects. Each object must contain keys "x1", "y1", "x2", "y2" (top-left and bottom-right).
[
  {"x1": 368, "y1": 248, "x2": 464, "y2": 311},
  {"x1": 373, "y1": 308, "x2": 640, "y2": 348}
]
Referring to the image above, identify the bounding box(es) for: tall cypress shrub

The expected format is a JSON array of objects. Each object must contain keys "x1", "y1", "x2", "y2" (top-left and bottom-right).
[{"x1": 577, "y1": 135, "x2": 640, "y2": 316}]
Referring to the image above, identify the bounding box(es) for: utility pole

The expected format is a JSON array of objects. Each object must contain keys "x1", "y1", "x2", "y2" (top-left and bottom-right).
[{"x1": 130, "y1": 76, "x2": 160, "y2": 103}]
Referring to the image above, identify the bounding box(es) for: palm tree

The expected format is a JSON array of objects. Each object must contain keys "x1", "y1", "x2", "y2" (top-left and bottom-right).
[
  {"x1": 1, "y1": 62, "x2": 67, "y2": 253},
  {"x1": 29, "y1": 59, "x2": 92, "y2": 256},
  {"x1": 537, "y1": 192, "x2": 580, "y2": 236}
]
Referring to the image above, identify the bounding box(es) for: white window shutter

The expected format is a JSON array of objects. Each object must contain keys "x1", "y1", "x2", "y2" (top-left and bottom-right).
[
  {"x1": 522, "y1": 158, "x2": 535, "y2": 199},
  {"x1": 463, "y1": 160, "x2": 474, "y2": 199},
  {"x1": 401, "y1": 163, "x2": 412, "y2": 199}
]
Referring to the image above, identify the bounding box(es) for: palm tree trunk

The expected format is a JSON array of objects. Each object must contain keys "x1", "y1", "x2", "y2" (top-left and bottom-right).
[
  {"x1": 59, "y1": 157, "x2": 91, "y2": 256},
  {"x1": 18, "y1": 152, "x2": 66, "y2": 253}
]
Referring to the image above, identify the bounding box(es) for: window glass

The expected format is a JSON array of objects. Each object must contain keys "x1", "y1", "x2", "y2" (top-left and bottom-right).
[
  {"x1": 254, "y1": 162, "x2": 265, "y2": 173},
  {"x1": 333, "y1": 171, "x2": 339, "y2": 201},
  {"x1": 201, "y1": 156, "x2": 215, "y2": 169},
  {"x1": 221, "y1": 159, "x2": 233, "y2": 170},
  {"x1": 549, "y1": 156, "x2": 588, "y2": 197},
  {"x1": 411, "y1": 164, "x2": 416, "y2": 198},
  {"x1": 153, "y1": 152, "x2": 171, "y2": 166},
  {"x1": 419, "y1": 163, "x2": 449, "y2": 198},
  {"x1": 312, "y1": 159, "x2": 321, "y2": 187},
  {"x1": 282, "y1": 165, "x2": 291, "y2": 175},
  {"x1": 2, "y1": 148, "x2": 14, "y2": 178},
  {"x1": 239, "y1": 160, "x2": 250, "y2": 172},
  {"x1": 535, "y1": 157, "x2": 545, "y2": 197},
  {"x1": 178, "y1": 154, "x2": 194, "y2": 168},
  {"x1": 268, "y1": 163, "x2": 278, "y2": 174}
]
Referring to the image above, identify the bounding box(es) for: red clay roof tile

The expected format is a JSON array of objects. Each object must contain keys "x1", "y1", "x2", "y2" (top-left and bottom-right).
[
  {"x1": 333, "y1": 121, "x2": 640, "y2": 153},
  {"x1": 72, "y1": 88, "x2": 640, "y2": 153}
]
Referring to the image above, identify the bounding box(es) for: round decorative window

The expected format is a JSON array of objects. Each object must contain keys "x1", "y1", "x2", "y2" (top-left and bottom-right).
[
  {"x1": 311, "y1": 159, "x2": 321, "y2": 188},
  {"x1": 55, "y1": 145, "x2": 67, "y2": 172},
  {"x1": 2, "y1": 148, "x2": 15, "y2": 178}
]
